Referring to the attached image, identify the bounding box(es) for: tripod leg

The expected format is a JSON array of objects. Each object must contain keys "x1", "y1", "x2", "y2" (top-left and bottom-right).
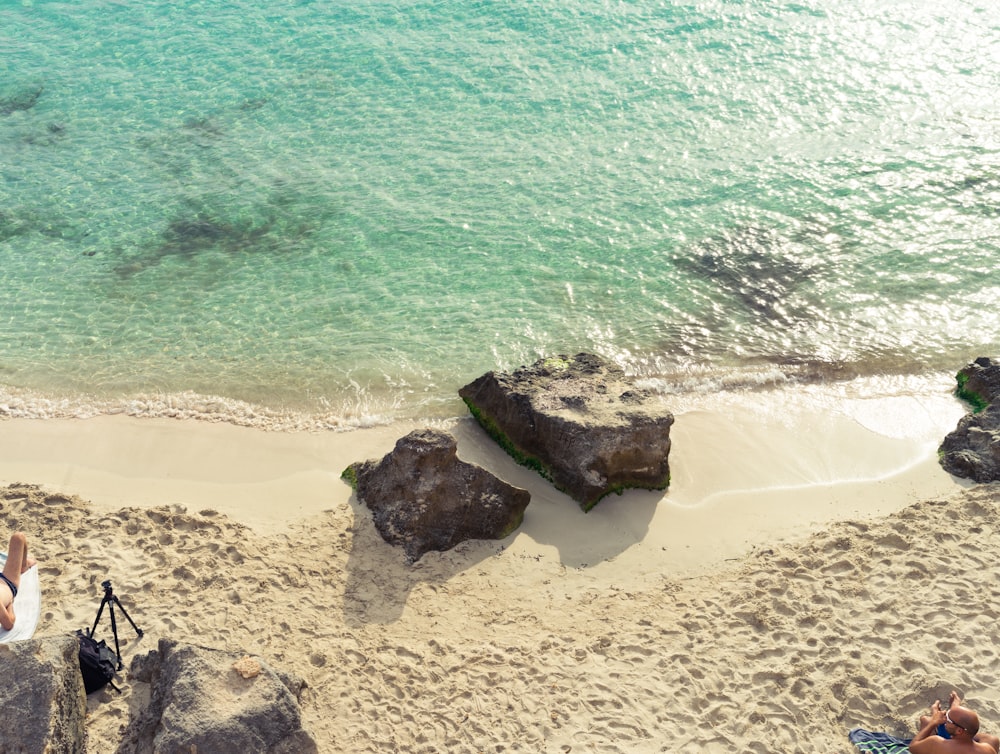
[
  {"x1": 111, "y1": 595, "x2": 144, "y2": 638},
  {"x1": 89, "y1": 598, "x2": 108, "y2": 638},
  {"x1": 108, "y1": 603, "x2": 124, "y2": 671}
]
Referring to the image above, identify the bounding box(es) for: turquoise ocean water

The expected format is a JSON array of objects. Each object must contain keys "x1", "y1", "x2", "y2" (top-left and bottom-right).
[{"x1": 2, "y1": 0, "x2": 998, "y2": 429}]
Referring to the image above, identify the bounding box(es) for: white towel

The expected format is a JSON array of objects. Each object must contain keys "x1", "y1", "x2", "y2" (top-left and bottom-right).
[{"x1": 0, "y1": 553, "x2": 41, "y2": 643}]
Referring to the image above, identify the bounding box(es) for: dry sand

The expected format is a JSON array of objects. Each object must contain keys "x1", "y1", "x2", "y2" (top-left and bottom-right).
[{"x1": 0, "y1": 380, "x2": 997, "y2": 753}]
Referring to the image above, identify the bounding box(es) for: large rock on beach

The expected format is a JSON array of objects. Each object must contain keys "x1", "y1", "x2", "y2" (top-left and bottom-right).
[
  {"x1": 940, "y1": 357, "x2": 1000, "y2": 483},
  {"x1": 459, "y1": 352, "x2": 674, "y2": 511},
  {"x1": 120, "y1": 639, "x2": 316, "y2": 754},
  {"x1": 345, "y1": 428, "x2": 530, "y2": 562},
  {"x1": 0, "y1": 635, "x2": 87, "y2": 753}
]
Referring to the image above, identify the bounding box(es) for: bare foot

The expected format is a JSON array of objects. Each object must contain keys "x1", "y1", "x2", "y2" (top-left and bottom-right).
[{"x1": 21, "y1": 556, "x2": 36, "y2": 573}]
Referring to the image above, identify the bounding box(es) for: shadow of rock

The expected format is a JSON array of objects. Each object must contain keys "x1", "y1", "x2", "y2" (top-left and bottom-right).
[
  {"x1": 341, "y1": 496, "x2": 498, "y2": 626},
  {"x1": 340, "y1": 417, "x2": 659, "y2": 626},
  {"x1": 449, "y1": 418, "x2": 659, "y2": 568}
]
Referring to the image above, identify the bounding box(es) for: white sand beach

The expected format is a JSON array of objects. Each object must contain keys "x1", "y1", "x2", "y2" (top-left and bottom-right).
[{"x1": 0, "y1": 377, "x2": 997, "y2": 753}]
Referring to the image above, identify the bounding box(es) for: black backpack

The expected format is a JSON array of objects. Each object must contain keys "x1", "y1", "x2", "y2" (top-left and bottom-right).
[{"x1": 76, "y1": 630, "x2": 120, "y2": 694}]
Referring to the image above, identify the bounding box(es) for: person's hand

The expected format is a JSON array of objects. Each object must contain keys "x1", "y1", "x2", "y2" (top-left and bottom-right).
[{"x1": 929, "y1": 700, "x2": 947, "y2": 725}]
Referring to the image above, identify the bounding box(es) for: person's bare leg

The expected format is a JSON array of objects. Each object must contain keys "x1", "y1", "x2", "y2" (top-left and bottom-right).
[
  {"x1": 18, "y1": 533, "x2": 36, "y2": 573},
  {"x1": 976, "y1": 732, "x2": 1000, "y2": 752},
  {"x1": 4, "y1": 532, "x2": 33, "y2": 592}
]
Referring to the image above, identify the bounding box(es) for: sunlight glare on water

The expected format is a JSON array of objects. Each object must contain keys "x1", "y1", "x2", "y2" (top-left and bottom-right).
[{"x1": 0, "y1": 0, "x2": 997, "y2": 423}]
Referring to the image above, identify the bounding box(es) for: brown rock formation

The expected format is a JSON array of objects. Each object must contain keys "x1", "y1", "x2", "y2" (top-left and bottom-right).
[
  {"x1": 940, "y1": 357, "x2": 1000, "y2": 483},
  {"x1": 121, "y1": 639, "x2": 317, "y2": 754},
  {"x1": 459, "y1": 352, "x2": 673, "y2": 511},
  {"x1": 345, "y1": 428, "x2": 530, "y2": 561},
  {"x1": 0, "y1": 635, "x2": 87, "y2": 754}
]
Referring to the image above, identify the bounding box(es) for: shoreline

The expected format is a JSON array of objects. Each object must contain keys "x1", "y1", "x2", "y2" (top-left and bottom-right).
[{"x1": 0, "y1": 374, "x2": 969, "y2": 578}]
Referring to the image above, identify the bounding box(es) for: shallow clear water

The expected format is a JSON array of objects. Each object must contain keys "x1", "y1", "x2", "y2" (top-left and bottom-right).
[{"x1": 2, "y1": 0, "x2": 999, "y2": 426}]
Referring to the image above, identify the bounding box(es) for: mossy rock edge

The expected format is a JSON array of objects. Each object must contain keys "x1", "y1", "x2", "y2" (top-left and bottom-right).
[
  {"x1": 340, "y1": 465, "x2": 359, "y2": 489},
  {"x1": 955, "y1": 371, "x2": 991, "y2": 414},
  {"x1": 462, "y1": 398, "x2": 554, "y2": 483}
]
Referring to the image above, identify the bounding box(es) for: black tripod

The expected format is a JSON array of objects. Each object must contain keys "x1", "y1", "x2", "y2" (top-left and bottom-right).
[{"x1": 89, "y1": 580, "x2": 144, "y2": 670}]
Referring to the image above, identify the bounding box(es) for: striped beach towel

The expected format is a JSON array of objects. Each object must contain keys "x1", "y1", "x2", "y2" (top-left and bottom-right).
[{"x1": 849, "y1": 727, "x2": 911, "y2": 753}]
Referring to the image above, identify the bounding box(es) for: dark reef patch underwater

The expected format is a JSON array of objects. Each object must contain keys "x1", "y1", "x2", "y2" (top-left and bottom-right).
[{"x1": 0, "y1": 79, "x2": 44, "y2": 116}]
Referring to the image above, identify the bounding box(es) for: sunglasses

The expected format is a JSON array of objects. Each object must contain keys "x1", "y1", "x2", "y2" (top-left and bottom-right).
[{"x1": 946, "y1": 709, "x2": 968, "y2": 734}]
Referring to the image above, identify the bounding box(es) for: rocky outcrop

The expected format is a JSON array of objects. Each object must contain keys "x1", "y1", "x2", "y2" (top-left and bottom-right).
[
  {"x1": 940, "y1": 406, "x2": 1000, "y2": 482},
  {"x1": 0, "y1": 635, "x2": 87, "y2": 754},
  {"x1": 344, "y1": 428, "x2": 530, "y2": 561},
  {"x1": 954, "y1": 357, "x2": 1000, "y2": 410},
  {"x1": 0, "y1": 636, "x2": 315, "y2": 754},
  {"x1": 459, "y1": 353, "x2": 674, "y2": 511},
  {"x1": 120, "y1": 639, "x2": 317, "y2": 754},
  {"x1": 940, "y1": 358, "x2": 1000, "y2": 483}
]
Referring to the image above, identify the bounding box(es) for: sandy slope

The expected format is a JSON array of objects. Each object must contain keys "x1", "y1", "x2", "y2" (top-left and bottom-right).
[{"x1": 4, "y1": 477, "x2": 999, "y2": 753}]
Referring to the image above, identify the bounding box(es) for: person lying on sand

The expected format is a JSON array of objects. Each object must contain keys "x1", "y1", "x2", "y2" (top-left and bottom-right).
[
  {"x1": 910, "y1": 691, "x2": 1000, "y2": 753},
  {"x1": 0, "y1": 532, "x2": 36, "y2": 631}
]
